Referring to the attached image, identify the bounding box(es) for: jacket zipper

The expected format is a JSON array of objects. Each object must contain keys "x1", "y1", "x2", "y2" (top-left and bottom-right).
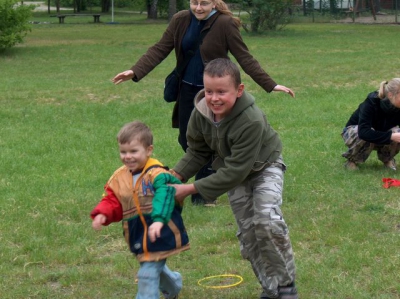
[{"x1": 133, "y1": 173, "x2": 150, "y2": 260}]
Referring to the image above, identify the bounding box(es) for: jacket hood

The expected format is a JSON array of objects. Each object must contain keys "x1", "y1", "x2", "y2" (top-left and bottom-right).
[
  {"x1": 143, "y1": 158, "x2": 163, "y2": 172},
  {"x1": 193, "y1": 89, "x2": 256, "y2": 123}
]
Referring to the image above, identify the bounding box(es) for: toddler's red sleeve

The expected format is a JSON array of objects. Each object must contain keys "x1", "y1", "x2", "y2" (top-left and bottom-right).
[{"x1": 90, "y1": 187, "x2": 123, "y2": 225}]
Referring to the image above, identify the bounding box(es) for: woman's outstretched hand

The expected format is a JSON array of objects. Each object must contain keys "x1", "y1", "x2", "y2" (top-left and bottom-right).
[
  {"x1": 112, "y1": 70, "x2": 134, "y2": 85},
  {"x1": 273, "y1": 85, "x2": 295, "y2": 98}
]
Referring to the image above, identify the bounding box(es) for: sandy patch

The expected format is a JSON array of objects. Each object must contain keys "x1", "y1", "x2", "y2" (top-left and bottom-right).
[
  {"x1": 24, "y1": 1, "x2": 69, "y2": 11},
  {"x1": 333, "y1": 12, "x2": 400, "y2": 24}
]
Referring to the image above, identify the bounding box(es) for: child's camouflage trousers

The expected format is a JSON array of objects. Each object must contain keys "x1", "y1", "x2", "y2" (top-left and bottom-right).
[{"x1": 227, "y1": 156, "x2": 296, "y2": 298}]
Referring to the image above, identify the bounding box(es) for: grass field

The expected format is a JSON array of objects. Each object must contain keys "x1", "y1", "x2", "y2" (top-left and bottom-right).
[{"x1": 1, "y1": 10, "x2": 400, "y2": 299}]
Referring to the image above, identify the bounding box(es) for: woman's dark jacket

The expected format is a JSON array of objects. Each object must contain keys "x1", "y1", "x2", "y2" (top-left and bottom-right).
[
  {"x1": 345, "y1": 91, "x2": 400, "y2": 144},
  {"x1": 130, "y1": 10, "x2": 277, "y2": 93}
]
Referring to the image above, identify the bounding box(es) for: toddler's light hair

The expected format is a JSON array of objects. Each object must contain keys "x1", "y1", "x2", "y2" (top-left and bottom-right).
[{"x1": 117, "y1": 121, "x2": 153, "y2": 147}]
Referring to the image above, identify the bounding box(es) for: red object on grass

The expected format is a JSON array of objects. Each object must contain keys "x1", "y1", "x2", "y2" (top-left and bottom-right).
[{"x1": 382, "y1": 178, "x2": 400, "y2": 188}]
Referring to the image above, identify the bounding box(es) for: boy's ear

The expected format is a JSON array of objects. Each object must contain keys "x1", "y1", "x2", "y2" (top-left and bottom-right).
[
  {"x1": 237, "y1": 83, "x2": 245, "y2": 97},
  {"x1": 147, "y1": 145, "x2": 154, "y2": 156}
]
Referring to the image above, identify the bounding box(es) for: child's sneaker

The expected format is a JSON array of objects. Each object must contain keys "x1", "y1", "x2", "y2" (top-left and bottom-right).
[
  {"x1": 162, "y1": 291, "x2": 178, "y2": 299},
  {"x1": 278, "y1": 282, "x2": 298, "y2": 299},
  {"x1": 260, "y1": 290, "x2": 279, "y2": 298},
  {"x1": 260, "y1": 282, "x2": 298, "y2": 299}
]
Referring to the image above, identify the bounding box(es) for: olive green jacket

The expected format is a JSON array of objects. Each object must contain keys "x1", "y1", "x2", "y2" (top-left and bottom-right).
[{"x1": 173, "y1": 90, "x2": 282, "y2": 200}]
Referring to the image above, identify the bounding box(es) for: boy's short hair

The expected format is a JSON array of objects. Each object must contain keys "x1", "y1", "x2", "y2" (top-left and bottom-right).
[
  {"x1": 117, "y1": 121, "x2": 153, "y2": 147},
  {"x1": 204, "y1": 58, "x2": 241, "y2": 87}
]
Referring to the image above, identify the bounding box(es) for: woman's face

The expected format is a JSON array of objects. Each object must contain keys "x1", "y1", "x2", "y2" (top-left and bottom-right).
[
  {"x1": 190, "y1": 0, "x2": 215, "y2": 20},
  {"x1": 389, "y1": 92, "x2": 400, "y2": 108}
]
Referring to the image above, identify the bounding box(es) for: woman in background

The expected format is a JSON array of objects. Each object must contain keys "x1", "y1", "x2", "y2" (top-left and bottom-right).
[{"x1": 342, "y1": 78, "x2": 400, "y2": 170}]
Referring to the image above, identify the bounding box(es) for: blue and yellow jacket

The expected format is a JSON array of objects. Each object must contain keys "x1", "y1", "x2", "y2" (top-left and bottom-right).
[{"x1": 91, "y1": 158, "x2": 190, "y2": 261}]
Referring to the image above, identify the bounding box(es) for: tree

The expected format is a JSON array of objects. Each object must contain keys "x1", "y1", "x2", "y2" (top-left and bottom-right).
[
  {"x1": 168, "y1": 0, "x2": 176, "y2": 21},
  {"x1": 241, "y1": 0, "x2": 292, "y2": 32},
  {"x1": 0, "y1": 0, "x2": 33, "y2": 50},
  {"x1": 147, "y1": 0, "x2": 158, "y2": 19},
  {"x1": 101, "y1": 0, "x2": 110, "y2": 13},
  {"x1": 329, "y1": 0, "x2": 338, "y2": 14}
]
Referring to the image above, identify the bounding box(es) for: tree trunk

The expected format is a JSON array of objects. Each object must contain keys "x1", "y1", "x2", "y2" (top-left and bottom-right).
[
  {"x1": 168, "y1": 0, "x2": 176, "y2": 21},
  {"x1": 148, "y1": 0, "x2": 158, "y2": 19},
  {"x1": 102, "y1": 0, "x2": 111, "y2": 13},
  {"x1": 329, "y1": 0, "x2": 337, "y2": 13}
]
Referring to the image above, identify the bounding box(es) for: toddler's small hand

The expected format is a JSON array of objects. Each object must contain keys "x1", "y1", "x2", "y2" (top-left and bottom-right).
[
  {"x1": 148, "y1": 222, "x2": 164, "y2": 242},
  {"x1": 92, "y1": 214, "x2": 107, "y2": 231}
]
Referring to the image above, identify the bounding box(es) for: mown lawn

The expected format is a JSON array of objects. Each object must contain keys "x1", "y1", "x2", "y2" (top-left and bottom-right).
[{"x1": 1, "y1": 15, "x2": 400, "y2": 298}]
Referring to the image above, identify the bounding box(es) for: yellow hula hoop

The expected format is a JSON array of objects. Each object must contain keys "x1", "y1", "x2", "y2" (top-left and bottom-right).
[{"x1": 197, "y1": 274, "x2": 243, "y2": 289}]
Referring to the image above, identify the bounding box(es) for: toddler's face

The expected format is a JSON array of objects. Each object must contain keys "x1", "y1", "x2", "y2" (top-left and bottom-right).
[
  {"x1": 203, "y1": 74, "x2": 244, "y2": 122},
  {"x1": 119, "y1": 139, "x2": 153, "y2": 173}
]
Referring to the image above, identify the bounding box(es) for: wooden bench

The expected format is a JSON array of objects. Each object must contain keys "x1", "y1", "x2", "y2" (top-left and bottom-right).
[{"x1": 53, "y1": 14, "x2": 101, "y2": 24}]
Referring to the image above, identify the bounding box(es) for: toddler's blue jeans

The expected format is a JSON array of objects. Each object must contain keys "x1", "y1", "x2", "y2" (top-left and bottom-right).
[{"x1": 136, "y1": 259, "x2": 182, "y2": 299}]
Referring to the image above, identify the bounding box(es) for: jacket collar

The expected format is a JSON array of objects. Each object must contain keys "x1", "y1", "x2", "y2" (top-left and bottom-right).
[
  {"x1": 187, "y1": 9, "x2": 220, "y2": 30},
  {"x1": 127, "y1": 157, "x2": 163, "y2": 176}
]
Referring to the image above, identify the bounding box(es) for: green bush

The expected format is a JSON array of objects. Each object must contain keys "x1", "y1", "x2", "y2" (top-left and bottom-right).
[
  {"x1": 0, "y1": 0, "x2": 33, "y2": 50},
  {"x1": 241, "y1": 0, "x2": 292, "y2": 32},
  {"x1": 157, "y1": 0, "x2": 186, "y2": 17}
]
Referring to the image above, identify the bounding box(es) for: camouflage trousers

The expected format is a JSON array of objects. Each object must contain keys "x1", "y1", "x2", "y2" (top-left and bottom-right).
[
  {"x1": 341, "y1": 125, "x2": 400, "y2": 163},
  {"x1": 227, "y1": 156, "x2": 296, "y2": 298}
]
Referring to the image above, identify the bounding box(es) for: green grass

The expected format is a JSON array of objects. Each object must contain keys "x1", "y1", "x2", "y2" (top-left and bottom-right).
[{"x1": 1, "y1": 13, "x2": 400, "y2": 299}]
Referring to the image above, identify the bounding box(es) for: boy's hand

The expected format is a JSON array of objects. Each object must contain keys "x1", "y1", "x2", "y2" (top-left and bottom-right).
[
  {"x1": 171, "y1": 183, "x2": 196, "y2": 203},
  {"x1": 92, "y1": 214, "x2": 107, "y2": 231},
  {"x1": 149, "y1": 222, "x2": 164, "y2": 242}
]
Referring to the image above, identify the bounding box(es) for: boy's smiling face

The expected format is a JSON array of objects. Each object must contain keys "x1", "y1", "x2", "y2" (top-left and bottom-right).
[
  {"x1": 119, "y1": 139, "x2": 153, "y2": 173},
  {"x1": 203, "y1": 74, "x2": 244, "y2": 122}
]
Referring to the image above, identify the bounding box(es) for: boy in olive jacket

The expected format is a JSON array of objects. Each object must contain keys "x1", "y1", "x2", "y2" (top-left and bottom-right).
[
  {"x1": 91, "y1": 121, "x2": 189, "y2": 299},
  {"x1": 170, "y1": 59, "x2": 298, "y2": 299}
]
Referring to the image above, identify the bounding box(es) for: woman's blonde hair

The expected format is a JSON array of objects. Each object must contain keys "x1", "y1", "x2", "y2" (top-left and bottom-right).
[
  {"x1": 378, "y1": 78, "x2": 400, "y2": 100},
  {"x1": 214, "y1": 0, "x2": 241, "y2": 27}
]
